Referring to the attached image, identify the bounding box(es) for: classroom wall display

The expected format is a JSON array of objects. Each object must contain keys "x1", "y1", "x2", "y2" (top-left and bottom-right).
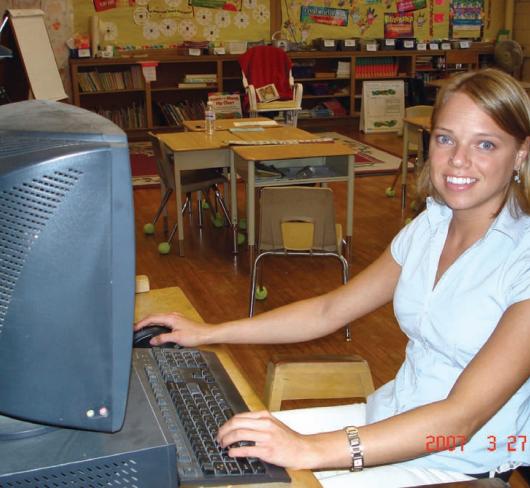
[
  {"x1": 279, "y1": 0, "x2": 503, "y2": 45},
  {"x1": 73, "y1": 0, "x2": 271, "y2": 50}
]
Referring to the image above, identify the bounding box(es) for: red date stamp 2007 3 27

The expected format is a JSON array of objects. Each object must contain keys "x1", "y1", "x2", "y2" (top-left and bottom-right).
[{"x1": 425, "y1": 435, "x2": 528, "y2": 453}]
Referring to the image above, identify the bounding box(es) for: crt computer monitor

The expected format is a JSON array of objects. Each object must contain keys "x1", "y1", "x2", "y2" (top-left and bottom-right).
[{"x1": 0, "y1": 100, "x2": 135, "y2": 436}]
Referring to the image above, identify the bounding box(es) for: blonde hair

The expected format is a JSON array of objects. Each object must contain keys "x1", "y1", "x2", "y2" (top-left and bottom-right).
[{"x1": 417, "y1": 68, "x2": 530, "y2": 216}]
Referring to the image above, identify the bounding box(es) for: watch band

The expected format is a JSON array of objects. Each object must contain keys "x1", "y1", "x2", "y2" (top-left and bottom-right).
[{"x1": 344, "y1": 426, "x2": 364, "y2": 472}]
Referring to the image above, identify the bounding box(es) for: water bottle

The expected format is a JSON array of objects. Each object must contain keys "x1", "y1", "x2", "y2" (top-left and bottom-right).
[{"x1": 205, "y1": 101, "x2": 216, "y2": 135}]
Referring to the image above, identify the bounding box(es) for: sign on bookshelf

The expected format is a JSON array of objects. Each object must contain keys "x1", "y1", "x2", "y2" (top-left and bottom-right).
[{"x1": 360, "y1": 80, "x2": 404, "y2": 134}]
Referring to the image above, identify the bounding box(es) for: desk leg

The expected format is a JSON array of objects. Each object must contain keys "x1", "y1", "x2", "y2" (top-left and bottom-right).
[
  {"x1": 401, "y1": 122, "x2": 410, "y2": 212},
  {"x1": 174, "y1": 167, "x2": 185, "y2": 257},
  {"x1": 346, "y1": 154, "x2": 354, "y2": 263},
  {"x1": 229, "y1": 152, "x2": 239, "y2": 255},
  {"x1": 247, "y1": 160, "x2": 256, "y2": 268}
]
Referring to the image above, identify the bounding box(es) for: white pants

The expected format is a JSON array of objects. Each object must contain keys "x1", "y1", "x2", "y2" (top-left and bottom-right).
[{"x1": 273, "y1": 404, "x2": 475, "y2": 488}]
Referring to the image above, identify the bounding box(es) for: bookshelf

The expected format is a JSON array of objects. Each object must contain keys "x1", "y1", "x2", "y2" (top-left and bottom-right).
[{"x1": 70, "y1": 45, "x2": 492, "y2": 138}]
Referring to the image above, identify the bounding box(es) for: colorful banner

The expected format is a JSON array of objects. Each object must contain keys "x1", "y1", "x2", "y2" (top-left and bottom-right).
[
  {"x1": 300, "y1": 6, "x2": 349, "y2": 26},
  {"x1": 397, "y1": 0, "x2": 426, "y2": 12},
  {"x1": 384, "y1": 12, "x2": 414, "y2": 38}
]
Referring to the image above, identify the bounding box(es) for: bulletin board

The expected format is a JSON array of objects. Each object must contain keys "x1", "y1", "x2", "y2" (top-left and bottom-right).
[
  {"x1": 279, "y1": 0, "x2": 501, "y2": 45},
  {"x1": 72, "y1": 0, "x2": 504, "y2": 50},
  {"x1": 73, "y1": 0, "x2": 271, "y2": 50}
]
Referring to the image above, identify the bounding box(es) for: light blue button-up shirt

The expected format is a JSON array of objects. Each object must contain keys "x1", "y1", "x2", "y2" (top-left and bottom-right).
[{"x1": 366, "y1": 197, "x2": 530, "y2": 474}]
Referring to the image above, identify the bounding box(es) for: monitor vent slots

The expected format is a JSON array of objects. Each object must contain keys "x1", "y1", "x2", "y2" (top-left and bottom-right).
[{"x1": 0, "y1": 169, "x2": 80, "y2": 332}]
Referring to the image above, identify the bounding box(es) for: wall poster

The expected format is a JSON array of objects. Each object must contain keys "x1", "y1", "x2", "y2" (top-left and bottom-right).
[{"x1": 450, "y1": 0, "x2": 483, "y2": 39}]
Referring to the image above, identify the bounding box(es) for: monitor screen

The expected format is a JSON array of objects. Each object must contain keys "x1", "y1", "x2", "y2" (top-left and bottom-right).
[{"x1": 0, "y1": 100, "x2": 135, "y2": 434}]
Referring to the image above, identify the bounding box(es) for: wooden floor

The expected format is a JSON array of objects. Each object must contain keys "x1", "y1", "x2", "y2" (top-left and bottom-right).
[{"x1": 133, "y1": 124, "x2": 527, "y2": 488}]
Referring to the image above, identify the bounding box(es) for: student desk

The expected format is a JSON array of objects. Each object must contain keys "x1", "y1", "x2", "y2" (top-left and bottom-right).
[
  {"x1": 134, "y1": 282, "x2": 321, "y2": 487},
  {"x1": 401, "y1": 113, "x2": 432, "y2": 210},
  {"x1": 230, "y1": 136, "x2": 356, "y2": 265},
  {"x1": 157, "y1": 127, "x2": 356, "y2": 262},
  {"x1": 156, "y1": 130, "x2": 239, "y2": 256}
]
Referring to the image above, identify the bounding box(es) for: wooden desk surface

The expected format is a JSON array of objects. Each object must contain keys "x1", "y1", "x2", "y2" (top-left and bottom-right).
[
  {"x1": 157, "y1": 131, "x2": 232, "y2": 152},
  {"x1": 134, "y1": 285, "x2": 320, "y2": 488},
  {"x1": 232, "y1": 140, "x2": 356, "y2": 161},
  {"x1": 183, "y1": 117, "x2": 278, "y2": 131},
  {"x1": 157, "y1": 126, "x2": 332, "y2": 154}
]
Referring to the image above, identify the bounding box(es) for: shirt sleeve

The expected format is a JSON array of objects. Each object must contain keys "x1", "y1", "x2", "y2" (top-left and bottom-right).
[
  {"x1": 390, "y1": 211, "x2": 428, "y2": 266},
  {"x1": 505, "y1": 235, "x2": 530, "y2": 307}
]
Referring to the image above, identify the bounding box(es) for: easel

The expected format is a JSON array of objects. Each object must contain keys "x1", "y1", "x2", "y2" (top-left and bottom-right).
[{"x1": 0, "y1": 9, "x2": 67, "y2": 102}]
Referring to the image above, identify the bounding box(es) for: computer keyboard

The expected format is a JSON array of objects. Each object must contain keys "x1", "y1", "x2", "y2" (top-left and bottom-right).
[{"x1": 133, "y1": 347, "x2": 290, "y2": 485}]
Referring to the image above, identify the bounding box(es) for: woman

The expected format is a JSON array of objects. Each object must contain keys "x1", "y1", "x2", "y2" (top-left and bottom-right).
[{"x1": 135, "y1": 69, "x2": 530, "y2": 487}]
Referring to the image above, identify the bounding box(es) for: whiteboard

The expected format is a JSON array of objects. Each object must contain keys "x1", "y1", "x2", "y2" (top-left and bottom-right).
[{"x1": 8, "y1": 9, "x2": 67, "y2": 101}]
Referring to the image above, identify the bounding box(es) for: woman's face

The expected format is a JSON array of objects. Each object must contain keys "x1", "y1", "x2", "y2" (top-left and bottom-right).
[{"x1": 429, "y1": 92, "x2": 528, "y2": 220}]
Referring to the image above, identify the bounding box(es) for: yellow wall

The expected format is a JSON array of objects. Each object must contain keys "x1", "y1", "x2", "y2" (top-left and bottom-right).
[
  {"x1": 71, "y1": 0, "x2": 505, "y2": 49},
  {"x1": 74, "y1": 0, "x2": 272, "y2": 49}
]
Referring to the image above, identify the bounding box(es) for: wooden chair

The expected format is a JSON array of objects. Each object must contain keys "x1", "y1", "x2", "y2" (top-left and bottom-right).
[
  {"x1": 144, "y1": 132, "x2": 232, "y2": 255},
  {"x1": 249, "y1": 186, "x2": 351, "y2": 340},
  {"x1": 238, "y1": 46, "x2": 303, "y2": 127},
  {"x1": 264, "y1": 354, "x2": 374, "y2": 411}
]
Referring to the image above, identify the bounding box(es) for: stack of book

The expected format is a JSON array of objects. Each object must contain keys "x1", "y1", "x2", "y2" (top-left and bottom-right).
[
  {"x1": 178, "y1": 73, "x2": 217, "y2": 89},
  {"x1": 355, "y1": 57, "x2": 399, "y2": 79},
  {"x1": 336, "y1": 61, "x2": 351, "y2": 79},
  {"x1": 96, "y1": 102, "x2": 145, "y2": 129},
  {"x1": 157, "y1": 100, "x2": 206, "y2": 127}
]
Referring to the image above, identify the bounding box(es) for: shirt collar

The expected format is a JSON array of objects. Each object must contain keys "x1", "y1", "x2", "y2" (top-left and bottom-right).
[{"x1": 425, "y1": 197, "x2": 530, "y2": 244}]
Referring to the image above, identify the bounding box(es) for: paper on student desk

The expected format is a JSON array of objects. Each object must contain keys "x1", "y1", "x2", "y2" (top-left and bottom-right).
[{"x1": 233, "y1": 120, "x2": 279, "y2": 127}]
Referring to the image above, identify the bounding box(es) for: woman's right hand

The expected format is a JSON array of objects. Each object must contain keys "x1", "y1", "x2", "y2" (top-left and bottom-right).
[{"x1": 134, "y1": 312, "x2": 216, "y2": 347}]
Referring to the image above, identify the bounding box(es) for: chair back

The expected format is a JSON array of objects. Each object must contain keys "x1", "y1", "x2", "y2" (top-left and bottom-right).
[
  {"x1": 238, "y1": 46, "x2": 293, "y2": 100},
  {"x1": 147, "y1": 132, "x2": 175, "y2": 190},
  {"x1": 405, "y1": 105, "x2": 433, "y2": 150},
  {"x1": 258, "y1": 186, "x2": 338, "y2": 252}
]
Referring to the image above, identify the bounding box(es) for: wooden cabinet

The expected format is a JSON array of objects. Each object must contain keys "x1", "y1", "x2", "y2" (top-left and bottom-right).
[{"x1": 70, "y1": 46, "x2": 492, "y2": 138}]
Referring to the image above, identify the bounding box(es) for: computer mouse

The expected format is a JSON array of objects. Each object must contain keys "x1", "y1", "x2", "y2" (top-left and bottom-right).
[{"x1": 133, "y1": 325, "x2": 176, "y2": 348}]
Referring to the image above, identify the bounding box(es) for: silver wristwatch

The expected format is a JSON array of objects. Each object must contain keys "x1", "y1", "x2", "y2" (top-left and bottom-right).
[{"x1": 344, "y1": 426, "x2": 364, "y2": 472}]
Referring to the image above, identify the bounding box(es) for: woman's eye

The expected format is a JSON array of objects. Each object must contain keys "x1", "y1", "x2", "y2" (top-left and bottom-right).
[
  {"x1": 478, "y1": 141, "x2": 495, "y2": 150},
  {"x1": 436, "y1": 134, "x2": 452, "y2": 145}
]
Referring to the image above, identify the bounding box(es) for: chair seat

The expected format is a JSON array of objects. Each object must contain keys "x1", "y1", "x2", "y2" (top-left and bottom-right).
[{"x1": 181, "y1": 169, "x2": 226, "y2": 193}]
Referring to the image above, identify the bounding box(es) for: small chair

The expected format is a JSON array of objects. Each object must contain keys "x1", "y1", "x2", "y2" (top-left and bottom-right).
[
  {"x1": 144, "y1": 132, "x2": 232, "y2": 255},
  {"x1": 238, "y1": 46, "x2": 303, "y2": 126},
  {"x1": 264, "y1": 354, "x2": 375, "y2": 411},
  {"x1": 249, "y1": 186, "x2": 351, "y2": 340}
]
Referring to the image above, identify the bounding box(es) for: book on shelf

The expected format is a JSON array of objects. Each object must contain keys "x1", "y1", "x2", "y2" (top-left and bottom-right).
[
  {"x1": 95, "y1": 102, "x2": 145, "y2": 129},
  {"x1": 177, "y1": 82, "x2": 216, "y2": 88},
  {"x1": 78, "y1": 67, "x2": 144, "y2": 93},
  {"x1": 157, "y1": 100, "x2": 206, "y2": 127},
  {"x1": 336, "y1": 61, "x2": 351, "y2": 78},
  {"x1": 183, "y1": 73, "x2": 217, "y2": 82},
  {"x1": 323, "y1": 98, "x2": 347, "y2": 116}
]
